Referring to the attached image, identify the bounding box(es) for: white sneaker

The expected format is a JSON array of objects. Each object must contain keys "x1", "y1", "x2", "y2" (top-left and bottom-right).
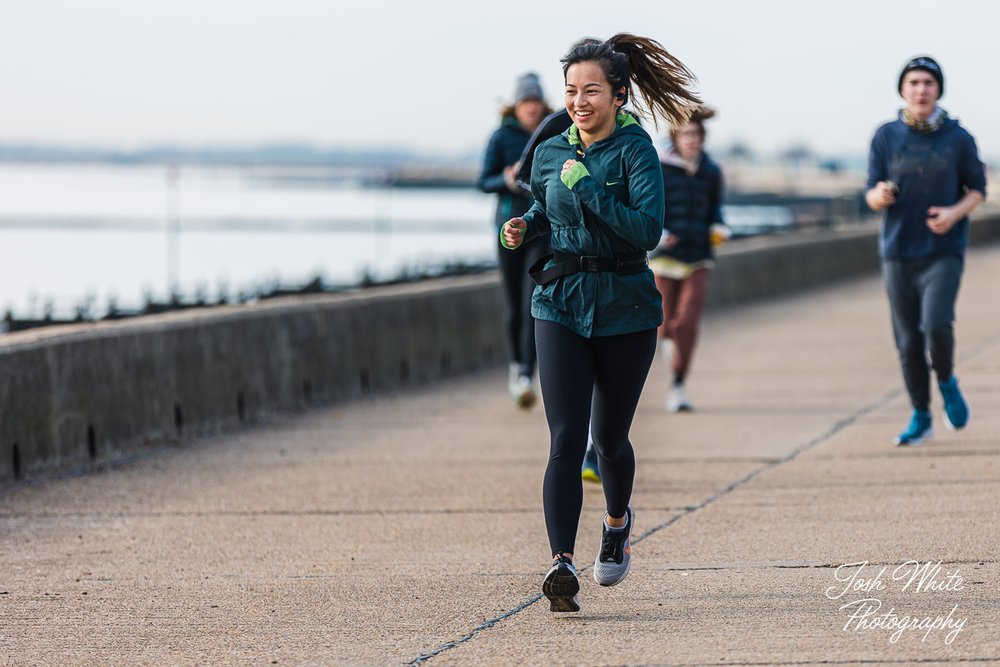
[
  {"x1": 666, "y1": 384, "x2": 693, "y2": 413},
  {"x1": 508, "y1": 369, "x2": 536, "y2": 409}
]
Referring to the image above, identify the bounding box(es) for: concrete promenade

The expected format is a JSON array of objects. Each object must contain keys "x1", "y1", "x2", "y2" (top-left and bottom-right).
[{"x1": 2, "y1": 245, "x2": 1000, "y2": 666}]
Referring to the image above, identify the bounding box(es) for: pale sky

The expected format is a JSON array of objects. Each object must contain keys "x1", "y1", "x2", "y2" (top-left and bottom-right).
[{"x1": 1, "y1": 0, "x2": 997, "y2": 159}]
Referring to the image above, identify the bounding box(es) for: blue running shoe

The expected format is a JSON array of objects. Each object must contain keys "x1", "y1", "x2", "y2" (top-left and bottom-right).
[
  {"x1": 894, "y1": 409, "x2": 933, "y2": 446},
  {"x1": 938, "y1": 376, "x2": 970, "y2": 431},
  {"x1": 581, "y1": 443, "x2": 601, "y2": 483}
]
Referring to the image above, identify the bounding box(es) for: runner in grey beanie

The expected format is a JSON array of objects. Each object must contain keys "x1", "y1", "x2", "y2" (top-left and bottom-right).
[{"x1": 514, "y1": 72, "x2": 544, "y2": 103}]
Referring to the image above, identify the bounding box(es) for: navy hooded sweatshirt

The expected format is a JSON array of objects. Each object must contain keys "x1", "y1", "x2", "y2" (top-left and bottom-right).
[{"x1": 866, "y1": 115, "x2": 987, "y2": 260}]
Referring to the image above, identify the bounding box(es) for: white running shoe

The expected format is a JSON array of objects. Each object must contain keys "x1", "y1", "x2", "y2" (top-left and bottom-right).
[
  {"x1": 666, "y1": 384, "x2": 693, "y2": 413},
  {"x1": 515, "y1": 375, "x2": 536, "y2": 409},
  {"x1": 508, "y1": 365, "x2": 536, "y2": 409}
]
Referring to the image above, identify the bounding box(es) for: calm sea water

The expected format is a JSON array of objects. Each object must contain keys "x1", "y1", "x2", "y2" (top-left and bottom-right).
[
  {"x1": 0, "y1": 163, "x2": 793, "y2": 321},
  {"x1": 0, "y1": 163, "x2": 496, "y2": 318}
]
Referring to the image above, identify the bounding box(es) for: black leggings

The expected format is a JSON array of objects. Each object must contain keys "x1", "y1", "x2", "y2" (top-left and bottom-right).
[{"x1": 535, "y1": 319, "x2": 657, "y2": 556}]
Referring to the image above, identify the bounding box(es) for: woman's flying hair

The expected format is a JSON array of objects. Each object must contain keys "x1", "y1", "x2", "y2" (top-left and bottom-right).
[
  {"x1": 561, "y1": 33, "x2": 701, "y2": 129},
  {"x1": 670, "y1": 105, "x2": 716, "y2": 141}
]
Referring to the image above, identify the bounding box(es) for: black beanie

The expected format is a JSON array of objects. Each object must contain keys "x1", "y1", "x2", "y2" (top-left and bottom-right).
[{"x1": 898, "y1": 56, "x2": 944, "y2": 99}]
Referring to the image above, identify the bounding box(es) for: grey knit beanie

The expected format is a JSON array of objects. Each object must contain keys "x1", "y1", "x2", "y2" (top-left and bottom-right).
[{"x1": 514, "y1": 73, "x2": 544, "y2": 103}]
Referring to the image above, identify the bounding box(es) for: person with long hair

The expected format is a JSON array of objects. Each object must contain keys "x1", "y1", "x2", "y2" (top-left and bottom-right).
[
  {"x1": 501, "y1": 34, "x2": 700, "y2": 612},
  {"x1": 650, "y1": 107, "x2": 729, "y2": 413},
  {"x1": 866, "y1": 56, "x2": 986, "y2": 446},
  {"x1": 477, "y1": 73, "x2": 553, "y2": 408}
]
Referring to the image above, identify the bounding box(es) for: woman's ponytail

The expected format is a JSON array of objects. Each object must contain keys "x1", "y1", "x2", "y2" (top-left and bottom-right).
[{"x1": 606, "y1": 33, "x2": 701, "y2": 128}]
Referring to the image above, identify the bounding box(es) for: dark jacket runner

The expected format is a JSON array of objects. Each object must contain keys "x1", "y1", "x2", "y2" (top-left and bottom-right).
[{"x1": 519, "y1": 114, "x2": 664, "y2": 337}]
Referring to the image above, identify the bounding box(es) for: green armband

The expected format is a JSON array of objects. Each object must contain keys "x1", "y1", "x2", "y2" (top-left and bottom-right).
[{"x1": 560, "y1": 162, "x2": 590, "y2": 190}]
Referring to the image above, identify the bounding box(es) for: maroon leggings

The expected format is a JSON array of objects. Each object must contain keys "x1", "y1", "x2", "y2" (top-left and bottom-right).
[{"x1": 655, "y1": 268, "x2": 709, "y2": 382}]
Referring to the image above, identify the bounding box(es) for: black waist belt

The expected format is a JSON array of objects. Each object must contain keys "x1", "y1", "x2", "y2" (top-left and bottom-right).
[{"x1": 529, "y1": 251, "x2": 648, "y2": 286}]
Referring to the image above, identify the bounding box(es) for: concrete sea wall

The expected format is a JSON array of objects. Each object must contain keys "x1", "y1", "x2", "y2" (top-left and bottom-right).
[
  {"x1": 3, "y1": 215, "x2": 1000, "y2": 482},
  {"x1": 0, "y1": 277, "x2": 506, "y2": 481}
]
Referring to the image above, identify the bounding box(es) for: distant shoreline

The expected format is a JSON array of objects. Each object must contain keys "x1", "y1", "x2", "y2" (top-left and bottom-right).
[{"x1": 0, "y1": 143, "x2": 478, "y2": 169}]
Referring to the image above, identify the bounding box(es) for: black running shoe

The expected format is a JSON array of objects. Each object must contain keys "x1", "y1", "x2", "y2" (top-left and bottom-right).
[{"x1": 542, "y1": 555, "x2": 580, "y2": 612}]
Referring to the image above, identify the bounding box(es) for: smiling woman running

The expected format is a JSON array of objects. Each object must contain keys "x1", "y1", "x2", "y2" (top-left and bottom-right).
[{"x1": 501, "y1": 34, "x2": 699, "y2": 612}]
